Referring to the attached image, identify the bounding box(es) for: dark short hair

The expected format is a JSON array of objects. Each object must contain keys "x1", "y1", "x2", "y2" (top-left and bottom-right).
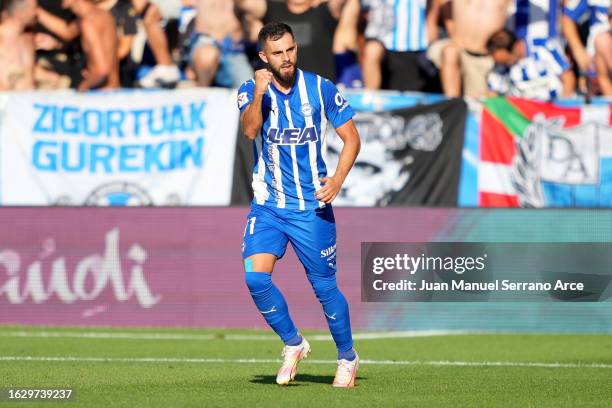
[
  {"x1": 258, "y1": 21, "x2": 294, "y2": 49},
  {"x1": 487, "y1": 29, "x2": 517, "y2": 54}
]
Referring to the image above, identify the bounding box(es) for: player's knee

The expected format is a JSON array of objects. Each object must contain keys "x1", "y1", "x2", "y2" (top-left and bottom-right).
[{"x1": 244, "y1": 271, "x2": 272, "y2": 293}]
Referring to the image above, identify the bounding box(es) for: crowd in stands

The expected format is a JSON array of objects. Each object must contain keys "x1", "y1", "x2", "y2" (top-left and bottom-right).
[{"x1": 0, "y1": 0, "x2": 611, "y2": 98}]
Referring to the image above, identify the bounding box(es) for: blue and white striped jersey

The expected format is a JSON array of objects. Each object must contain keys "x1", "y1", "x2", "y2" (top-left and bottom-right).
[
  {"x1": 564, "y1": 0, "x2": 611, "y2": 29},
  {"x1": 237, "y1": 69, "x2": 354, "y2": 210},
  {"x1": 507, "y1": 0, "x2": 563, "y2": 46},
  {"x1": 487, "y1": 54, "x2": 563, "y2": 100},
  {"x1": 365, "y1": 0, "x2": 428, "y2": 52},
  {"x1": 506, "y1": 1, "x2": 569, "y2": 74}
]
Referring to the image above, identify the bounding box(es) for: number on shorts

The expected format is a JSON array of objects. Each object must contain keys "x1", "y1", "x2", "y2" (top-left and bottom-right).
[{"x1": 244, "y1": 217, "x2": 256, "y2": 236}]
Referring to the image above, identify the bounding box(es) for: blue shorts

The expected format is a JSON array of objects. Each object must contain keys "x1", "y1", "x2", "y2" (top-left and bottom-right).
[
  {"x1": 188, "y1": 33, "x2": 253, "y2": 88},
  {"x1": 242, "y1": 204, "x2": 337, "y2": 276}
]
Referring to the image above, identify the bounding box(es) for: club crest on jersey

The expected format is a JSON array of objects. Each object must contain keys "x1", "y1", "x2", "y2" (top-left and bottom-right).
[
  {"x1": 266, "y1": 127, "x2": 319, "y2": 145},
  {"x1": 301, "y1": 103, "x2": 313, "y2": 117}
]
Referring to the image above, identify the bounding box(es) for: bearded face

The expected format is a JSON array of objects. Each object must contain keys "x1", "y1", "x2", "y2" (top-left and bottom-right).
[{"x1": 260, "y1": 32, "x2": 298, "y2": 86}]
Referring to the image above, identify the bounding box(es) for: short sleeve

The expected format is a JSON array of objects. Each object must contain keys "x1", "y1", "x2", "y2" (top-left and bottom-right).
[
  {"x1": 321, "y1": 79, "x2": 354, "y2": 129},
  {"x1": 237, "y1": 80, "x2": 255, "y2": 112},
  {"x1": 563, "y1": 0, "x2": 588, "y2": 22}
]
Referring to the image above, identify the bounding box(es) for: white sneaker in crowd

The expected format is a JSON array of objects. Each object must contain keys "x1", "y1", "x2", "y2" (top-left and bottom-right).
[{"x1": 139, "y1": 64, "x2": 181, "y2": 88}]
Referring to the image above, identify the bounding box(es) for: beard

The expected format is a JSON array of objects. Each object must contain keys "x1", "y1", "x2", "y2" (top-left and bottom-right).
[{"x1": 270, "y1": 62, "x2": 296, "y2": 87}]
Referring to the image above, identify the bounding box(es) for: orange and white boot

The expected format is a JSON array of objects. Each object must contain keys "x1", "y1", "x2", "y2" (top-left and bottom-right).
[
  {"x1": 276, "y1": 337, "x2": 311, "y2": 385},
  {"x1": 332, "y1": 352, "x2": 359, "y2": 388}
]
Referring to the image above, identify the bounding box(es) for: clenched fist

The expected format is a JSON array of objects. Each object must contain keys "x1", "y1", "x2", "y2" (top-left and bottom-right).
[{"x1": 254, "y1": 69, "x2": 273, "y2": 96}]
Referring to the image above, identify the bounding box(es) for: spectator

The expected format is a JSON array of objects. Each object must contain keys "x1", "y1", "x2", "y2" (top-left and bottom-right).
[
  {"x1": 239, "y1": 0, "x2": 348, "y2": 82},
  {"x1": 333, "y1": 0, "x2": 362, "y2": 88},
  {"x1": 132, "y1": 0, "x2": 181, "y2": 88},
  {"x1": 506, "y1": 0, "x2": 575, "y2": 96},
  {"x1": 96, "y1": 0, "x2": 138, "y2": 87},
  {"x1": 0, "y1": 0, "x2": 36, "y2": 90},
  {"x1": 487, "y1": 28, "x2": 564, "y2": 100},
  {"x1": 427, "y1": 0, "x2": 510, "y2": 97},
  {"x1": 363, "y1": 0, "x2": 440, "y2": 91},
  {"x1": 34, "y1": 0, "x2": 82, "y2": 88},
  {"x1": 182, "y1": 0, "x2": 253, "y2": 87},
  {"x1": 487, "y1": 29, "x2": 520, "y2": 97},
  {"x1": 563, "y1": 0, "x2": 612, "y2": 96},
  {"x1": 62, "y1": 0, "x2": 119, "y2": 90}
]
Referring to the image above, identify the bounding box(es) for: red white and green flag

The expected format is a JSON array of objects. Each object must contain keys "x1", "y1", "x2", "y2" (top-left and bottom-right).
[{"x1": 479, "y1": 97, "x2": 612, "y2": 207}]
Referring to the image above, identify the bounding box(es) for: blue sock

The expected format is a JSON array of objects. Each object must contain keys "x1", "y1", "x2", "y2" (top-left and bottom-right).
[
  {"x1": 308, "y1": 273, "x2": 354, "y2": 353},
  {"x1": 285, "y1": 333, "x2": 303, "y2": 346},
  {"x1": 245, "y1": 271, "x2": 298, "y2": 344},
  {"x1": 338, "y1": 349, "x2": 356, "y2": 361}
]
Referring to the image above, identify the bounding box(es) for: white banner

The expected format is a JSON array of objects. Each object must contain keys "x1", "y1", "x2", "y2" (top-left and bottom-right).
[{"x1": 0, "y1": 89, "x2": 239, "y2": 205}]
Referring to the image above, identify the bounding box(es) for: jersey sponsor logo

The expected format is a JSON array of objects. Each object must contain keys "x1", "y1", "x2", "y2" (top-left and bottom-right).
[
  {"x1": 335, "y1": 92, "x2": 350, "y2": 112},
  {"x1": 334, "y1": 93, "x2": 345, "y2": 106},
  {"x1": 266, "y1": 127, "x2": 319, "y2": 145},
  {"x1": 320, "y1": 243, "x2": 337, "y2": 258},
  {"x1": 237, "y1": 92, "x2": 249, "y2": 109}
]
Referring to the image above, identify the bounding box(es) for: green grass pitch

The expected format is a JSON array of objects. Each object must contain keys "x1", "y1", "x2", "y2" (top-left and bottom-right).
[{"x1": 0, "y1": 326, "x2": 611, "y2": 407}]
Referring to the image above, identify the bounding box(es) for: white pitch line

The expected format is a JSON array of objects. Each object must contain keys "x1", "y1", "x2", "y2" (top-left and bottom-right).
[
  {"x1": 0, "y1": 330, "x2": 474, "y2": 342},
  {"x1": 350, "y1": 330, "x2": 475, "y2": 340},
  {"x1": 0, "y1": 356, "x2": 611, "y2": 369}
]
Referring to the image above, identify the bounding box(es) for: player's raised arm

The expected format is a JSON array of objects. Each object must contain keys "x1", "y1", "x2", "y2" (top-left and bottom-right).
[{"x1": 239, "y1": 69, "x2": 272, "y2": 140}]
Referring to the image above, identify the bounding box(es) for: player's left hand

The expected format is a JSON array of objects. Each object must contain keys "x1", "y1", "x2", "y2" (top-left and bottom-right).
[{"x1": 315, "y1": 176, "x2": 342, "y2": 203}]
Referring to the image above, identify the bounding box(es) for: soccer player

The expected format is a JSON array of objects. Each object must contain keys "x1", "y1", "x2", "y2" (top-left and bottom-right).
[{"x1": 237, "y1": 21, "x2": 361, "y2": 388}]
